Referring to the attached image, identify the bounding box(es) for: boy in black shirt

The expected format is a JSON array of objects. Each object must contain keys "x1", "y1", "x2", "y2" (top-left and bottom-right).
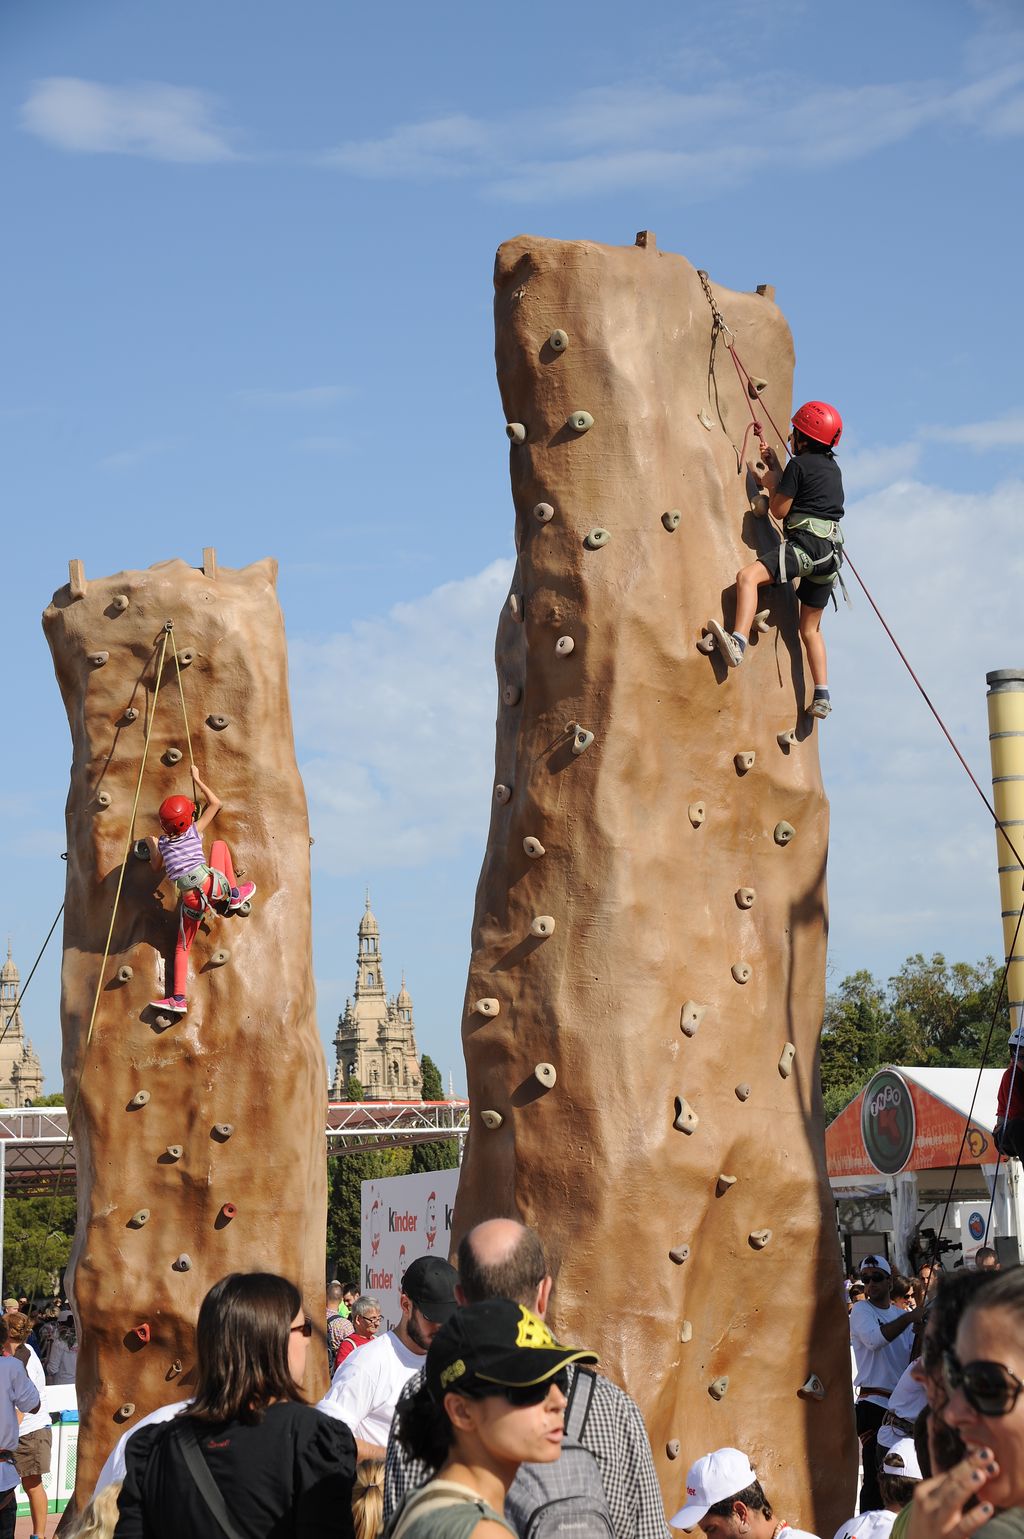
[{"x1": 706, "y1": 399, "x2": 845, "y2": 719}]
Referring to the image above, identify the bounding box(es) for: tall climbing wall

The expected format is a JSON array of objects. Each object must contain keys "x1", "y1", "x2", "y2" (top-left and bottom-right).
[
  {"x1": 42, "y1": 554, "x2": 327, "y2": 1503},
  {"x1": 452, "y1": 234, "x2": 856, "y2": 1532}
]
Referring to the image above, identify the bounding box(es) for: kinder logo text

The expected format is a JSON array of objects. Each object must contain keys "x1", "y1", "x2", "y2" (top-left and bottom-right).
[
  {"x1": 390, "y1": 1209, "x2": 418, "y2": 1232},
  {"x1": 365, "y1": 1267, "x2": 394, "y2": 1291}
]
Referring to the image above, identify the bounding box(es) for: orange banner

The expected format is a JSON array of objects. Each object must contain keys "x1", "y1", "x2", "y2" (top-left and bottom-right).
[{"x1": 827, "y1": 1069, "x2": 994, "y2": 1177}]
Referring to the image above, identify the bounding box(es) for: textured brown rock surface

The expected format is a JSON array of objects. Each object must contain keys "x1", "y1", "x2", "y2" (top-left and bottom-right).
[
  {"x1": 43, "y1": 556, "x2": 327, "y2": 1503},
  {"x1": 452, "y1": 236, "x2": 855, "y2": 1531}
]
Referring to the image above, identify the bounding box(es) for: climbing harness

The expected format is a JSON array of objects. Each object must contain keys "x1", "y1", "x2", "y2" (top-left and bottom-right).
[{"x1": 780, "y1": 514, "x2": 850, "y2": 607}]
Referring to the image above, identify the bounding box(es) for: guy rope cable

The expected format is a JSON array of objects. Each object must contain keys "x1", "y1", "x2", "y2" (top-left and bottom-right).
[{"x1": 0, "y1": 901, "x2": 64, "y2": 1057}]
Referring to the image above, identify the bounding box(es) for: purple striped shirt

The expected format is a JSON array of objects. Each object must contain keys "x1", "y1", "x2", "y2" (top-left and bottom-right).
[{"x1": 158, "y1": 825, "x2": 206, "y2": 882}]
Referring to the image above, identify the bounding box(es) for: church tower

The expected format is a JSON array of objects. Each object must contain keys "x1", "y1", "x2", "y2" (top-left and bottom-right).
[
  {"x1": 332, "y1": 899, "x2": 421, "y2": 1100},
  {"x1": 0, "y1": 944, "x2": 44, "y2": 1107}
]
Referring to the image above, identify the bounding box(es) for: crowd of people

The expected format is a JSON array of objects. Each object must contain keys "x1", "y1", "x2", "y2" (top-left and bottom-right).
[{"x1": 0, "y1": 1231, "x2": 1019, "y2": 1539}]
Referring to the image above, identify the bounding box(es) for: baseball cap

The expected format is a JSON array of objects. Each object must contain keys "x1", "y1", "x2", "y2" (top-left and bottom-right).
[
  {"x1": 426, "y1": 1299, "x2": 598, "y2": 1401},
  {"x1": 881, "y1": 1438, "x2": 922, "y2": 1481},
  {"x1": 401, "y1": 1256, "x2": 459, "y2": 1323},
  {"x1": 860, "y1": 1256, "x2": 892, "y2": 1277},
  {"x1": 671, "y1": 1448, "x2": 757, "y2": 1528},
  {"x1": 832, "y1": 1512, "x2": 898, "y2": 1539},
  {"x1": 1009, "y1": 1025, "x2": 1024, "y2": 1049}
]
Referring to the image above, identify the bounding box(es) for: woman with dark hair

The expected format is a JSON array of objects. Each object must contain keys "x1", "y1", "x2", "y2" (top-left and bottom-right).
[{"x1": 115, "y1": 1272, "x2": 356, "y2": 1537}]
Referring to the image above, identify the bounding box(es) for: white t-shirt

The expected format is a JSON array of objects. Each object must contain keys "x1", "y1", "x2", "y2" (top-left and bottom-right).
[
  {"x1": 832, "y1": 1511, "x2": 896, "y2": 1539},
  {"x1": 316, "y1": 1329, "x2": 422, "y2": 1446},
  {"x1": 17, "y1": 1345, "x2": 48, "y2": 1437},
  {"x1": 777, "y1": 1523, "x2": 820, "y2": 1539},
  {"x1": 876, "y1": 1361, "x2": 927, "y2": 1450},
  {"x1": 93, "y1": 1398, "x2": 191, "y2": 1496},
  {"x1": 849, "y1": 1302, "x2": 913, "y2": 1408}
]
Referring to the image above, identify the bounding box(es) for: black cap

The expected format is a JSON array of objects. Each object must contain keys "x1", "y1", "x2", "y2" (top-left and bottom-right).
[
  {"x1": 401, "y1": 1256, "x2": 459, "y2": 1323},
  {"x1": 426, "y1": 1299, "x2": 598, "y2": 1401}
]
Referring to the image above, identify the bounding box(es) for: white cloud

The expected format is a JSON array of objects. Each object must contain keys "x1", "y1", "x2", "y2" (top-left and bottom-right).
[
  {"x1": 21, "y1": 78, "x2": 237, "y2": 162},
  {"x1": 291, "y1": 560, "x2": 514, "y2": 876},
  {"x1": 922, "y1": 410, "x2": 1024, "y2": 450},
  {"x1": 98, "y1": 440, "x2": 170, "y2": 472},
  {"x1": 235, "y1": 385, "x2": 353, "y2": 409},
  {"x1": 839, "y1": 442, "x2": 922, "y2": 495}
]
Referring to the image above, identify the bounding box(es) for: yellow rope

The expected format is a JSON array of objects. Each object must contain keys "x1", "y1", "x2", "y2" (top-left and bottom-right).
[{"x1": 169, "y1": 631, "x2": 196, "y2": 789}]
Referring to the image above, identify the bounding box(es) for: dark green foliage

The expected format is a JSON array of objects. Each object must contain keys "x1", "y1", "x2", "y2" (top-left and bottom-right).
[
  {"x1": 419, "y1": 1055, "x2": 443, "y2": 1101},
  {"x1": 410, "y1": 1055, "x2": 459, "y2": 1174},
  {"x1": 327, "y1": 1147, "x2": 413, "y2": 1283},
  {"x1": 3, "y1": 1193, "x2": 75, "y2": 1299}
]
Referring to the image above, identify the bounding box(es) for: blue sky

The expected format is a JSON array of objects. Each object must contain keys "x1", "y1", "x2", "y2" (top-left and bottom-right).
[{"x1": 2, "y1": 0, "x2": 1023, "y2": 1095}]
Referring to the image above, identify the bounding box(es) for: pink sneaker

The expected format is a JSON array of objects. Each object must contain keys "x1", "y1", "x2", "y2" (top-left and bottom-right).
[
  {"x1": 150, "y1": 995, "x2": 187, "y2": 1015},
  {"x1": 229, "y1": 882, "x2": 257, "y2": 911}
]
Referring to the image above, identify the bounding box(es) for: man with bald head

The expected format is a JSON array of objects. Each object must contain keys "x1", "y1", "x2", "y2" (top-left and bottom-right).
[{"x1": 383, "y1": 1217, "x2": 669, "y2": 1539}]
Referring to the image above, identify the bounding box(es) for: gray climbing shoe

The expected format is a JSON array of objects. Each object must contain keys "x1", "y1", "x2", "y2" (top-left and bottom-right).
[
  {"x1": 706, "y1": 619, "x2": 744, "y2": 668},
  {"x1": 809, "y1": 695, "x2": 832, "y2": 719}
]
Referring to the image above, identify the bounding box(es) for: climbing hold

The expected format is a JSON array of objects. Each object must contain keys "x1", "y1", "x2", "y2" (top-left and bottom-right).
[
  {"x1": 88, "y1": 651, "x2": 109, "y2": 667},
  {"x1": 754, "y1": 610, "x2": 771, "y2": 633},
  {"x1": 708, "y1": 1377, "x2": 729, "y2": 1401},
  {"x1": 237, "y1": 899, "x2": 252, "y2": 916},
  {"x1": 662, "y1": 510, "x2": 682, "y2": 532},
  {"x1": 571, "y1": 727, "x2": 594, "y2": 756},
  {"x1": 117, "y1": 965, "x2": 134, "y2": 983},
  {"x1": 96, "y1": 791, "x2": 111, "y2": 809},
  {"x1": 716, "y1": 1174, "x2": 737, "y2": 1195},
  {"x1": 555, "y1": 636, "x2": 575, "y2": 656},
  {"x1": 679, "y1": 1321, "x2": 693, "y2": 1343},
  {"x1": 112, "y1": 594, "x2": 130, "y2": 612},
  {"x1": 220, "y1": 1203, "x2": 237, "y2": 1221},
  {"x1": 116, "y1": 1403, "x2": 136, "y2": 1421},
  {"x1": 735, "y1": 1083, "x2": 752, "y2": 1102},
  {"x1": 778, "y1": 1042, "x2": 797, "y2": 1078},
  {"x1": 168, "y1": 1361, "x2": 182, "y2": 1378},
  {"x1": 669, "y1": 1244, "x2": 690, "y2": 1265},
  {"x1": 207, "y1": 714, "x2": 229, "y2": 730},
  {"x1": 533, "y1": 503, "x2": 555, "y2": 524},
  {"x1": 696, "y1": 633, "x2": 718, "y2": 655},
  {"x1": 173, "y1": 1254, "x2": 192, "y2": 1272},
  {"x1": 508, "y1": 593, "x2": 524, "y2": 623},
  {"x1": 474, "y1": 998, "x2": 500, "y2": 1018},
  {"x1": 734, "y1": 752, "x2": 755, "y2": 774},
  {"x1": 751, "y1": 490, "x2": 771, "y2": 518},
  {"x1": 128, "y1": 1209, "x2": 150, "y2": 1229},
  {"x1": 534, "y1": 1062, "x2": 557, "y2": 1088},
  {"x1": 673, "y1": 1096, "x2": 699, "y2": 1134},
  {"x1": 698, "y1": 409, "x2": 714, "y2": 431},
  {"x1": 212, "y1": 1123, "x2": 234, "y2": 1141},
  {"x1": 502, "y1": 683, "x2": 522, "y2": 706},
  {"x1": 800, "y1": 1374, "x2": 826, "y2": 1401},
  {"x1": 132, "y1": 1323, "x2": 151, "y2": 1344},
  {"x1": 687, "y1": 802, "x2": 706, "y2": 828},
  {"x1": 530, "y1": 915, "x2": 555, "y2": 938},
  {"x1": 523, "y1": 837, "x2": 545, "y2": 858},
  {"x1": 735, "y1": 889, "x2": 756, "y2": 910},
  {"x1": 749, "y1": 1228, "x2": 773, "y2": 1250},
  {"x1": 506, "y1": 422, "x2": 527, "y2": 443},
  {"x1": 165, "y1": 1145, "x2": 183, "y2": 1161},
  {"x1": 747, "y1": 376, "x2": 768, "y2": 398},
  {"x1": 774, "y1": 821, "x2": 796, "y2": 846},
  {"x1": 177, "y1": 649, "x2": 195, "y2": 667},
  {"x1": 123, "y1": 707, "x2": 139, "y2": 724},
  {"x1": 667, "y1": 1440, "x2": 681, "y2": 1460},
  {"x1": 152, "y1": 1013, "x2": 174, "y2": 1032},
  {"x1": 481, "y1": 1109, "x2": 503, "y2": 1129},
  {"x1": 210, "y1": 949, "x2": 230, "y2": 966},
  {"x1": 567, "y1": 410, "x2": 594, "y2": 433},
  {"x1": 494, "y1": 784, "x2": 512, "y2": 805},
  {"x1": 548, "y1": 329, "x2": 569, "y2": 352},
  {"x1": 128, "y1": 1090, "x2": 151, "y2": 1109},
  {"x1": 777, "y1": 730, "x2": 797, "y2": 749},
  {"x1": 731, "y1": 962, "x2": 752, "y2": 985},
  {"x1": 679, "y1": 1001, "x2": 706, "y2": 1038},
  {"x1": 164, "y1": 748, "x2": 183, "y2": 765},
  {"x1": 584, "y1": 528, "x2": 611, "y2": 550}
]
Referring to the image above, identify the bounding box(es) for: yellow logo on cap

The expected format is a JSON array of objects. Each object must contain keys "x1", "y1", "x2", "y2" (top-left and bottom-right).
[
  {"x1": 440, "y1": 1358, "x2": 466, "y2": 1388},
  {"x1": 516, "y1": 1306, "x2": 557, "y2": 1350}
]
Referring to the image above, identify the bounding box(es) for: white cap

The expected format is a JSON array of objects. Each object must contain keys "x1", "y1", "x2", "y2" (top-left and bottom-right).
[
  {"x1": 1009, "y1": 1025, "x2": 1024, "y2": 1049},
  {"x1": 832, "y1": 1511, "x2": 896, "y2": 1539},
  {"x1": 671, "y1": 1448, "x2": 757, "y2": 1528},
  {"x1": 860, "y1": 1255, "x2": 892, "y2": 1277},
  {"x1": 881, "y1": 1438, "x2": 922, "y2": 1481}
]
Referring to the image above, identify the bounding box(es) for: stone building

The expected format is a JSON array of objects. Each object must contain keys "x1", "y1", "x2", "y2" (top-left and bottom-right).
[
  {"x1": 332, "y1": 898, "x2": 421, "y2": 1100},
  {"x1": 0, "y1": 946, "x2": 44, "y2": 1107}
]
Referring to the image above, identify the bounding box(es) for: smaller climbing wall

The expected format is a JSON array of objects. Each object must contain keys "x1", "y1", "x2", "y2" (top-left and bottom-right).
[
  {"x1": 453, "y1": 233, "x2": 856, "y2": 1535},
  {"x1": 42, "y1": 554, "x2": 327, "y2": 1504}
]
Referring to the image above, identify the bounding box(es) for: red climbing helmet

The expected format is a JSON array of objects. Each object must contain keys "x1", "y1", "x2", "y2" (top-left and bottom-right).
[
  {"x1": 158, "y1": 795, "x2": 195, "y2": 836},
  {"x1": 792, "y1": 400, "x2": 843, "y2": 449}
]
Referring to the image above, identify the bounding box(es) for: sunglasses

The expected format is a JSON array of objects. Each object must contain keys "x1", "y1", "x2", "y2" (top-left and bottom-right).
[
  {"x1": 482, "y1": 1369, "x2": 570, "y2": 1407},
  {"x1": 862, "y1": 1273, "x2": 889, "y2": 1284},
  {"x1": 943, "y1": 1349, "x2": 1024, "y2": 1416},
  {"x1": 291, "y1": 1319, "x2": 313, "y2": 1338}
]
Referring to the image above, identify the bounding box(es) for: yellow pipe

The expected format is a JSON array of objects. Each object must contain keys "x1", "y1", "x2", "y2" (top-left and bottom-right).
[{"x1": 987, "y1": 669, "x2": 1024, "y2": 1034}]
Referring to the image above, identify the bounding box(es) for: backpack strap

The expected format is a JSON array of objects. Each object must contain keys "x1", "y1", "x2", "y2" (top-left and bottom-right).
[
  {"x1": 171, "y1": 1421, "x2": 248, "y2": 1539},
  {"x1": 564, "y1": 1367, "x2": 598, "y2": 1443}
]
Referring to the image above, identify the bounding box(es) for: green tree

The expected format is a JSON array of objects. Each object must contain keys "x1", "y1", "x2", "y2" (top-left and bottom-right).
[
  {"x1": 31, "y1": 1093, "x2": 67, "y2": 1108},
  {"x1": 327, "y1": 1148, "x2": 412, "y2": 1283},
  {"x1": 410, "y1": 1055, "x2": 459, "y2": 1174},
  {"x1": 820, "y1": 970, "x2": 888, "y2": 1121},
  {"x1": 3, "y1": 1192, "x2": 76, "y2": 1299}
]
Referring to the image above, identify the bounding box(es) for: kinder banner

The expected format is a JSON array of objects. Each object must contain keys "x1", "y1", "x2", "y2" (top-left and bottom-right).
[{"x1": 361, "y1": 1167, "x2": 461, "y2": 1330}]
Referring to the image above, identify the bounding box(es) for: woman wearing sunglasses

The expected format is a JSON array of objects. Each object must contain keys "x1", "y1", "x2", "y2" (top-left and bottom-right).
[
  {"x1": 907, "y1": 1264, "x2": 1024, "y2": 1539},
  {"x1": 387, "y1": 1299, "x2": 598, "y2": 1539},
  {"x1": 115, "y1": 1272, "x2": 357, "y2": 1537}
]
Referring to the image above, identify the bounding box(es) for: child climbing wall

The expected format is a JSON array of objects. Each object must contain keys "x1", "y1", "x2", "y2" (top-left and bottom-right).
[
  {"x1": 42, "y1": 554, "x2": 327, "y2": 1507},
  {"x1": 451, "y1": 234, "x2": 856, "y2": 1536}
]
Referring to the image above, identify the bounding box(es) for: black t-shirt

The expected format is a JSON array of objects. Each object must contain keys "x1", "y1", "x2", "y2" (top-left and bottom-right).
[
  {"x1": 778, "y1": 451, "x2": 845, "y2": 522},
  {"x1": 115, "y1": 1401, "x2": 356, "y2": 1539}
]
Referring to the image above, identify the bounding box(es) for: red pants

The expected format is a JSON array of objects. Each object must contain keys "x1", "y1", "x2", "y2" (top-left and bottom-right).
[{"x1": 173, "y1": 839, "x2": 235, "y2": 997}]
